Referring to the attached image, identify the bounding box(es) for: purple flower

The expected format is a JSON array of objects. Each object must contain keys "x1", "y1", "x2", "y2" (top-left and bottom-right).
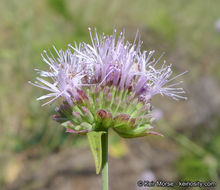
[
  {"x1": 30, "y1": 28, "x2": 187, "y2": 137},
  {"x1": 70, "y1": 28, "x2": 187, "y2": 102},
  {"x1": 29, "y1": 47, "x2": 89, "y2": 106}
]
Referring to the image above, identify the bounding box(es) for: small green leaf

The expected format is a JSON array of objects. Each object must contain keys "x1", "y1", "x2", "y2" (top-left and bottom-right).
[{"x1": 87, "y1": 131, "x2": 106, "y2": 174}]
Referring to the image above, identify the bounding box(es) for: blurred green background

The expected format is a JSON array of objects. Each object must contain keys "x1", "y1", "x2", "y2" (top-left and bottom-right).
[{"x1": 1, "y1": 0, "x2": 220, "y2": 189}]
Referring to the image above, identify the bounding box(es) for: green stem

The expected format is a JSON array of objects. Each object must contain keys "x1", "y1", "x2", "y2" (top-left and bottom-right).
[{"x1": 101, "y1": 132, "x2": 108, "y2": 190}]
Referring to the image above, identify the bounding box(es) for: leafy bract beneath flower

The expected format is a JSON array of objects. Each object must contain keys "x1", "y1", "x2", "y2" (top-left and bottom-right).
[{"x1": 53, "y1": 86, "x2": 163, "y2": 138}]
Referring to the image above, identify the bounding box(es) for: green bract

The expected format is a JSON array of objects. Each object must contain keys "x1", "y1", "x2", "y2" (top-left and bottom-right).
[{"x1": 53, "y1": 86, "x2": 162, "y2": 138}]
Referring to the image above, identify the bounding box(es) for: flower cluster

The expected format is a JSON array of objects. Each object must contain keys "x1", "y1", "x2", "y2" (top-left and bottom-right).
[{"x1": 30, "y1": 28, "x2": 187, "y2": 138}]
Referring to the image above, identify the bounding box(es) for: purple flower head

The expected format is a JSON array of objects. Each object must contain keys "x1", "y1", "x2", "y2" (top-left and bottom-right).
[
  {"x1": 70, "y1": 28, "x2": 187, "y2": 102},
  {"x1": 30, "y1": 28, "x2": 187, "y2": 137}
]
